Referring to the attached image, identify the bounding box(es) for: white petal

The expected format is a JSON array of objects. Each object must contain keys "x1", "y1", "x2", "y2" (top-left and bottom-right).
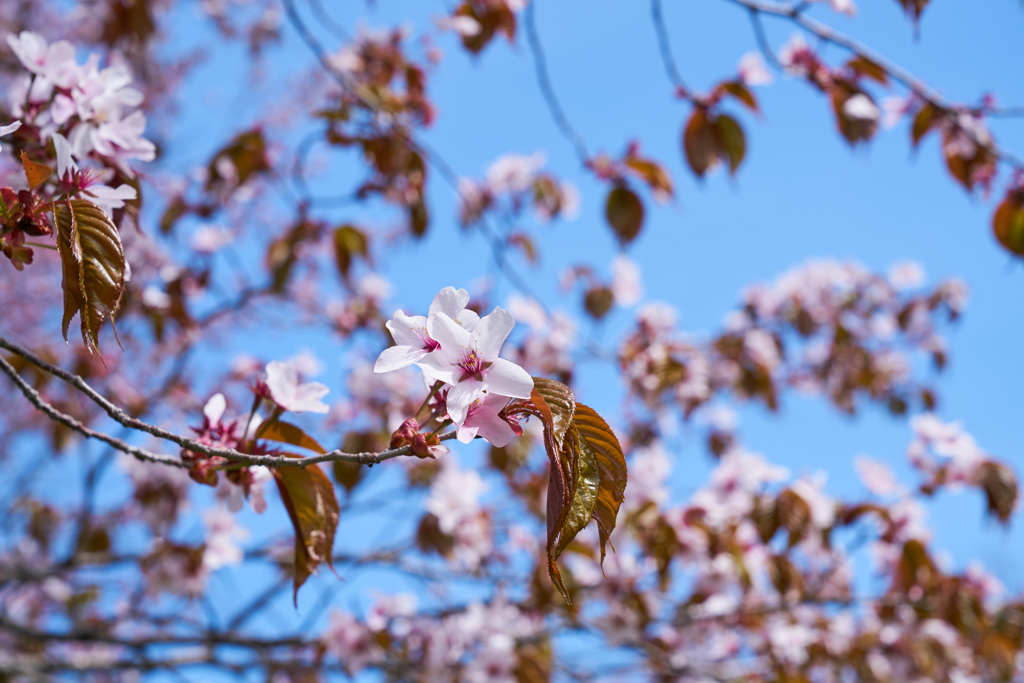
[
  {"x1": 428, "y1": 286, "x2": 470, "y2": 320},
  {"x1": 416, "y1": 355, "x2": 458, "y2": 385},
  {"x1": 427, "y1": 311, "x2": 473, "y2": 357},
  {"x1": 374, "y1": 345, "x2": 428, "y2": 373},
  {"x1": 445, "y1": 381, "x2": 484, "y2": 425},
  {"x1": 0, "y1": 120, "x2": 22, "y2": 137},
  {"x1": 483, "y1": 358, "x2": 533, "y2": 399},
  {"x1": 386, "y1": 310, "x2": 428, "y2": 348},
  {"x1": 474, "y1": 307, "x2": 515, "y2": 361},
  {"x1": 203, "y1": 393, "x2": 227, "y2": 424}
]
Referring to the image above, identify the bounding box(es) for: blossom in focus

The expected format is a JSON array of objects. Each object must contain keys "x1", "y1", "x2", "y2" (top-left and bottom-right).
[
  {"x1": 374, "y1": 286, "x2": 477, "y2": 373},
  {"x1": 421, "y1": 306, "x2": 533, "y2": 424},
  {"x1": 455, "y1": 392, "x2": 521, "y2": 446},
  {"x1": 265, "y1": 360, "x2": 330, "y2": 414},
  {"x1": 0, "y1": 120, "x2": 21, "y2": 152}
]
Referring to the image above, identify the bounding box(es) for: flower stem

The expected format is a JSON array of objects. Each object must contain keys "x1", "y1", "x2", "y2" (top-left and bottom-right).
[
  {"x1": 24, "y1": 241, "x2": 57, "y2": 251},
  {"x1": 428, "y1": 419, "x2": 451, "y2": 437},
  {"x1": 414, "y1": 381, "x2": 443, "y2": 422}
]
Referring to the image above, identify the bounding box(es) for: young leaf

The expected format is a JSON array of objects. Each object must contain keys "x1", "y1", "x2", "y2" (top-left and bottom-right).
[
  {"x1": 604, "y1": 185, "x2": 645, "y2": 246},
  {"x1": 20, "y1": 152, "x2": 53, "y2": 190},
  {"x1": 911, "y1": 102, "x2": 940, "y2": 148},
  {"x1": 271, "y1": 461, "x2": 340, "y2": 604},
  {"x1": 715, "y1": 114, "x2": 746, "y2": 174},
  {"x1": 573, "y1": 403, "x2": 627, "y2": 564},
  {"x1": 505, "y1": 377, "x2": 577, "y2": 601},
  {"x1": 53, "y1": 199, "x2": 127, "y2": 352},
  {"x1": 846, "y1": 56, "x2": 889, "y2": 86},
  {"x1": 332, "y1": 224, "x2": 369, "y2": 281},
  {"x1": 260, "y1": 420, "x2": 327, "y2": 454},
  {"x1": 993, "y1": 192, "x2": 1024, "y2": 257},
  {"x1": 552, "y1": 427, "x2": 599, "y2": 560},
  {"x1": 718, "y1": 81, "x2": 759, "y2": 113},
  {"x1": 683, "y1": 109, "x2": 718, "y2": 177}
]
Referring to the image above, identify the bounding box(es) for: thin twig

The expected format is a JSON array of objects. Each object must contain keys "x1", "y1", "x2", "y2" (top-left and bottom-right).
[
  {"x1": 0, "y1": 334, "x2": 456, "y2": 469},
  {"x1": 650, "y1": 0, "x2": 689, "y2": 93},
  {"x1": 722, "y1": 0, "x2": 1024, "y2": 170},
  {"x1": 524, "y1": 0, "x2": 590, "y2": 163}
]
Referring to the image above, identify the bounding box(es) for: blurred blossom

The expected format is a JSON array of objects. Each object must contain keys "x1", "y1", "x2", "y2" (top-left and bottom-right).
[
  {"x1": 611, "y1": 255, "x2": 644, "y2": 306},
  {"x1": 738, "y1": 52, "x2": 773, "y2": 86}
]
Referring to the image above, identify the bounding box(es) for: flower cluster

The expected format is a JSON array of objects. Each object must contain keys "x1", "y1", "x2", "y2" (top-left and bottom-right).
[
  {"x1": 7, "y1": 31, "x2": 155, "y2": 170},
  {"x1": 323, "y1": 593, "x2": 543, "y2": 680},
  {"x1": 374, "y1": 286, "x2": 533, "y2": 447},
  {"x1": 457, "y1": 152, "x2": 579, "y2": 227}
]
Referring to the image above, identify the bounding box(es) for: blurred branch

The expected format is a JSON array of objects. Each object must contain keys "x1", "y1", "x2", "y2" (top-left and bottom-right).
[
  {"x1": 721, "y1": 0, "x2": 1024, "y2": 170},
  {"x1": 650, "y1": 0, "x2": 689, "y2": 93},
  {"x1": 524, "y1": 0, "x2": 590, "y2": 164},
  {"x1": 283, "y1": 0, "x2": 546, "y2": 304}
]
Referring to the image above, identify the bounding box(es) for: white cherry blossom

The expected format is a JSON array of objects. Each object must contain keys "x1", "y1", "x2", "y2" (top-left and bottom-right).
[
  {"x1": 374, "y1": 286, "x2": 478, "y2": 373},
  {"x1": 421, "y1": 306, "x2": 533, "y2": 424},
  {"x1": 265, "y1": 360, "x2": 330, "y2": 414}
]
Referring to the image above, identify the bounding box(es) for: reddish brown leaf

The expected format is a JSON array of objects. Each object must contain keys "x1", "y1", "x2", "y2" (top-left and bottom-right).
[
  {"x1": 332, "y1": 224, "x2": 369, "y2": 281},
  {"x1": 846, "y1": 56, "x2": 889, "y2": 86},
  {"x1": 20, "y1": 152, "x2": 52, "y2": 190},
  {"x1": 719, "y1": 80, "x2": 760, "y2": 113},
  {"x1": 623, "y1": 157, "x2": 674, "y2": 198},
  {"x1": 573, "y1": 404, "x2": 627, "y2": 564},
  {"x1": 976, "y1": 460, "x2": 1018, "y2": 524},
  {"x1": 53, "y1": 199, "x2": 127, "y2": 352},
  {"x1": 584, "y1": 286, "x2": 614, "y2": 320},
  {"x1": 714, "y1": 114, "x2": 746, "y2": 174},
  {"x1": 604, "y1": 185, "x2": 645, "y2": 246},
  {"x1": 260, "y1": 420, "x2": 327, "y2": 454},
  {"x1": 683, "y1": 109, "x2": 718, "y2": 177},
  {"x1": 911, "y1": 102, "x2": 940, "y2": 148},
  {"x1": 272, "y1": 461, "x2": 340, "y2": 604},
  {"x1": 993, "y1": 192, "x2": 1024, "y2": 257}
]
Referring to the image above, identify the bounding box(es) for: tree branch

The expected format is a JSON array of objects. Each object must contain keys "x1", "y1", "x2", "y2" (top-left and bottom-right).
[
  {"x1": 721, "y1": 0, "x2": 1024, "y2": 170},
  {"x1": 524, "y1": 0, "x2": 590, "y2": 164},
  {"x1": 0, "y1": 334, "x2": 456, "y2": 469}
]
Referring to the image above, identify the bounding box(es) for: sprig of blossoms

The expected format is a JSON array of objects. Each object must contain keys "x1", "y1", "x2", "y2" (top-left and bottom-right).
[
  {"x1": 7, "y1": 31, "x2": 155, "y2": 170},
  {"x1": 374, "y1": 286, "x2": 533, "y2": 448}
]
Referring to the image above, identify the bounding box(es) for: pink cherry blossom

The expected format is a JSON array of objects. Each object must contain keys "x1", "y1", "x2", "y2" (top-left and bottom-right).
[
  {"x1": 455, "y1": 392, "x2": 521, "y2": 446},
  {"x1": 421, "y1": 306, "x2": 533, "y2": 424},
  {"x1": 265, "y1": 360, "x2": 330, "y2": 414},
  {"x1": 375, "y1": 286, "x2": 477, "y2": 373}
]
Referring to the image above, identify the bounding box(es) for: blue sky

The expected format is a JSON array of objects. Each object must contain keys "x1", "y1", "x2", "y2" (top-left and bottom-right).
[{"x1": 14, "y1": 1, "x2": 1023, "y2": 678}]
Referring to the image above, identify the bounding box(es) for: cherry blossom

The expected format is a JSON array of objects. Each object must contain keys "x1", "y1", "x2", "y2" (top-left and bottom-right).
[
  {"x1": 374, "y1": 286, "x2": 476, "y2": 373},
  {"x1": 455, "y1": 392, "x2": 521, "y2": 446},
  {"x1": 264, "y1": 359, "x2": 330, "y2": 414},
  {"x1": 737, "y1": 52, "x2": 773, "y2": 86},
  {"x1": 421, "y1": 305, "x2": 533, "y2": 424}
]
